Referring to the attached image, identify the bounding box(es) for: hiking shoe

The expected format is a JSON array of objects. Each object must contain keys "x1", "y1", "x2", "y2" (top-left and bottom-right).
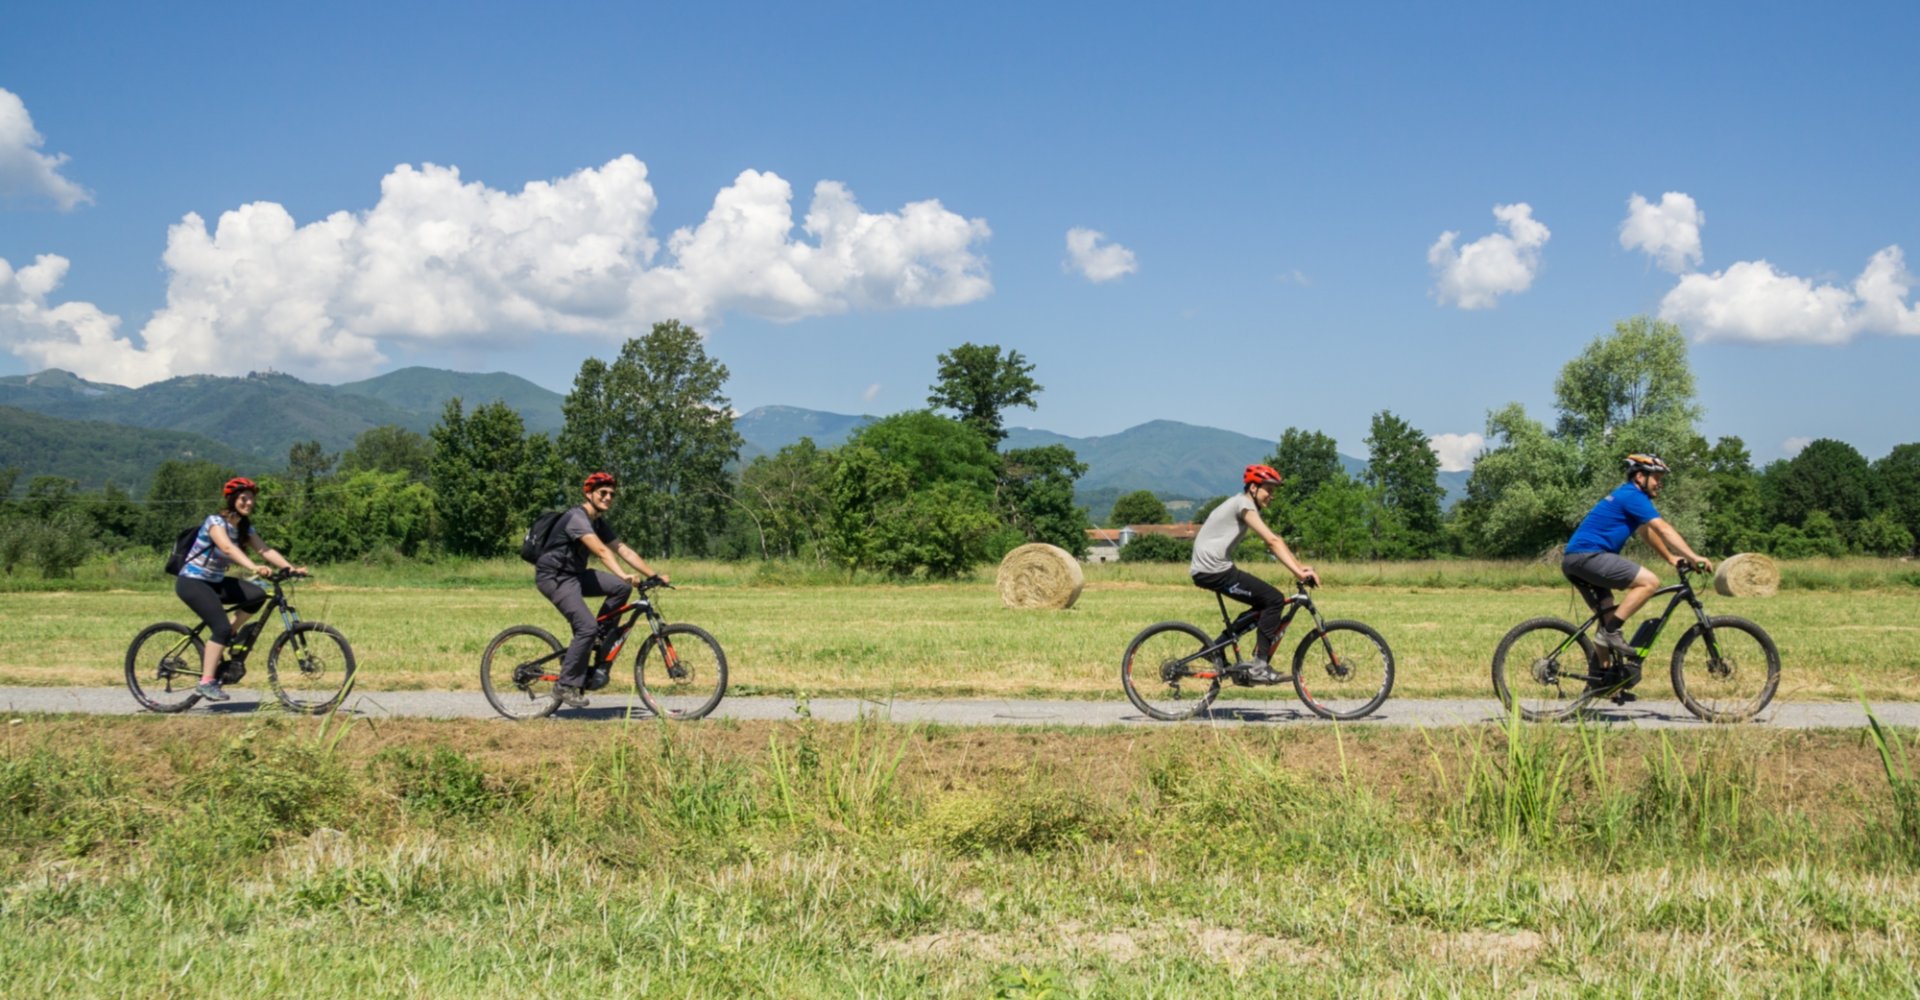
[
  {"x1": 1230, "y1": 658, "x2": 1286, "y2": 686},
  {"x1": 555, "y1": 685, "x2": 590, "y2": 709},
  {"x1": 194, "y1": 681, "x2": 231, "y2": 703},
  {"x1": 1596, "y1": 628, "x2": 1637, "y2": 660}
]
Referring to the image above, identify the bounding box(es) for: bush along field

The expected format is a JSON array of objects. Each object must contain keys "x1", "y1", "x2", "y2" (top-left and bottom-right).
[
  {"x1": 2, "y1": 557, "x2": 1917, "y2": 701},
  {"x1": 4, "y1": 711, "x2": 1920, "y2": 996}
]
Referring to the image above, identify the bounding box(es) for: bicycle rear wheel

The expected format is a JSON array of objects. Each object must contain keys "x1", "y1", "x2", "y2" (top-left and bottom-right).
[
  {"x1": 1491, "y1": 618, "x2": 1601, "y2": 722},
  {"x1": 267, "y1": 622, "x2": 357, "y2": 714},
  {"x1": 634, "y1": 624, "x2": 728, "y2": 720},
  {"x1": 1291, "y1": 620, "x2": 1395, "y2": 720},
  {"x1": 125, "y1": 622, "x2": 205, "y2": 713},
  {"x1": 1671, "y1": 616, "x2": 1780, "y2": 723},
  {"x1": 1120, "y1": 621, "x2": 1223, "y2": 721},
  {"x1": 480, "y1": 625, "x2": 563, "y2": 721}
]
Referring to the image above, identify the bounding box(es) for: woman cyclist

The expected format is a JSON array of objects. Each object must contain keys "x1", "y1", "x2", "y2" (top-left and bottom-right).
[
  {"x1": 174, "y1": 477, "x2": 304, "y2": 702},
  {"x1": 1188, "y1": 464, "x2": 1321, "y2": 684}
]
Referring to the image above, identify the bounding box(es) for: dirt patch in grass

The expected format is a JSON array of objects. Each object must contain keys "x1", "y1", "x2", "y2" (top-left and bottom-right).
[{"x1": 875, "y1": 919, "x2": 1317, "y2": 969}]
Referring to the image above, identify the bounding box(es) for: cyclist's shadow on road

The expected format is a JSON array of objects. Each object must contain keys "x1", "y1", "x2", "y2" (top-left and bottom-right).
[
  {"x1": 548, "y1": 705, "x2": 672, "y2": 723},
  {"x1": 1192, "y1": 705, "x2": 1360, "y2": 724}
]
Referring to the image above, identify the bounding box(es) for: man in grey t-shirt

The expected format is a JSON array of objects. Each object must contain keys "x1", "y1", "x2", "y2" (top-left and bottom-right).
[
  {"x1": 535, "y1": 471, "x2": 668, "y2": 707},
  {"x1": 1188, "y1": 464, "x2": 1320, "y2": 684}
]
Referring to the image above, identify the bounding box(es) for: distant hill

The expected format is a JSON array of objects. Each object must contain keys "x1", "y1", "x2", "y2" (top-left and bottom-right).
[
  {"x1": 0, "y1": 405, "x2": 255, "y2": 493},
  {"x1": 0, "y1": 368, "x2": 567, "y2": 463},
  {"x1": 733, "y1": 405, "x2": 876, "y2": 460},
  {"x1": 335, "y1": 367, "x2": 565, "y2": 435}
]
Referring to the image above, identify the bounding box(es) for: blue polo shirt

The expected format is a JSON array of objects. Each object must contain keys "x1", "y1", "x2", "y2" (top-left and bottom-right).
[{"x1": 1565, "y1": 482, "x2": 1660, "y2": 555}]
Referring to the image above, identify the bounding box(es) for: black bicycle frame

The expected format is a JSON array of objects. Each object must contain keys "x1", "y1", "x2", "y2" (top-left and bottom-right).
[
  {"x1": 520, "y1": 582, "x2": 668, "y2": 681},
  {"x1": 1554, "y1": 567, "x2": 1717, "y2": 670},
  {"x1": 1171, "y1": 588, "x2": 1330, "y2": 676},
  {"x1": 169, "y1": 575, "x2": 301, "y2": 663}
]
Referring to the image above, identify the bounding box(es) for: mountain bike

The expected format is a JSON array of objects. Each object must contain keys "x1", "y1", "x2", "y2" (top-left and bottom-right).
[
  {"x1": 1121, "y1": 586, "x2": 1395, "y2": 721},
  {"x1": 1491, "y1": 562, "x2": 1780, "y2": 723},
  {"x1": 126, "y1": 569, "x2": 356, "y2": 714},
  {"x1": 480, "y1": 577, "x2": 727, "y2": 721}
]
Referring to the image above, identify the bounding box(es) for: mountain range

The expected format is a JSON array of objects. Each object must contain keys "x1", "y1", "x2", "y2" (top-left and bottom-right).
[{"x1": 0, "y1": 368, "x2": 1467, "y2": 512}]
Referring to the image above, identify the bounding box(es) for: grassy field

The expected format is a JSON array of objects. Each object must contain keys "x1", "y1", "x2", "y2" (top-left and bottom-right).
[
  {"x1": 3, "y1": 556, "x2": 1916, "y2": 700},
  {"x1": 3, "y1": 713, "x2": 1918, "y2": 996}
]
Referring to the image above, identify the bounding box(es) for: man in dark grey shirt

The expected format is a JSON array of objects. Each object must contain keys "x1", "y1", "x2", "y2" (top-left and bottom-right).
[
  {"x1": 535, "y1": 471, "x2": 668, "y2": 707},
  {"x1": 1188, "y1": 464, "x2": 1320, "y2": 684}
]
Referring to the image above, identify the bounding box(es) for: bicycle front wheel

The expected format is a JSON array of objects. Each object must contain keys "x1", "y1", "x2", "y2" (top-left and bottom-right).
[
  {"x1": 1491, "y1": 618, "x2": 1601, "y2": 722},
  {"x1": 1291, "y1": 620, "x2": 1395, "y2": 720},
  {"x1": 480, "y1": 625, "x2": 563, "y2": 721},
  {"x1": 1120, "y1": 622, "x2": 1222, "y2": 721},
  {"x1": 267, "y1": 622, "x2": 357, "y2": 714},
  {"x1": 634, "y1": 624, "x2": 728, "y2": 720},
  {"x1": 126, "y1": 622, "x2": 205, "y2": 713},
  {"x1": 1671, "y1": 616, "x2": 1780, "y2": 723}
]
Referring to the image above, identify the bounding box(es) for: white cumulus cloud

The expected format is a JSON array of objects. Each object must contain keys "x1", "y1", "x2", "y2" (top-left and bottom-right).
[
  {"x1": 1428, "y1": 432, "x2": 1486, "y2": 473},
  {"x1": 1427, "y1": 203, "x2": 1550, "y2": 309},
  {"x1": 0, "y1": 157, "x2": 992, "y2": 385},
  {"x1": 1620, "y1": 191, "x2": 1704, "y2": 274},
  {"x1": 1063, "y1": 227, "x2": 1138, "y2": 283},
  {"x1": 0, "y1": 88, "x2": 91, "y2": 210},
  {"x1": 862, "y1": 382, "x2": 881, "y2": 402},
  {"x1": 1658, "y1": 247, "x2": 1920, "y2": 345},
  {"x1": 1781, "y1": 436, "x2": 1813, "y2": 458}
]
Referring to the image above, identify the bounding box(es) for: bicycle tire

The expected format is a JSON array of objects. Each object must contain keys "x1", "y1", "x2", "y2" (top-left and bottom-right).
[
  {"x1": 1670, "y1": 615, "x2": 1780, "y2": 723},
  {"x1": 267, "y1": 622, "x2": 357, "y2": 714},
  {"x1": 125, "y1": 622, "x2": 205, "y2": 713},
  {"x1": 1120, "y1": 621, "x2": 1223, "y2": 721},
  {"x1": 480, "y1": 625, "x2": 563, "y2": 721},
  {"x1": 634, "y1": 623, "x2": 728, "y2": 720},
  {"x1": 1491, "y1": 617, "x2": 1601, "y2": 722},
  {"x1": 1291, "y1": 619, "x2": 1395, "y2": 720}
]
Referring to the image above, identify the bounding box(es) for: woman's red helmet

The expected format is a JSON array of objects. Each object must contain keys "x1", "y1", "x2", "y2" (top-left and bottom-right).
[
  {"x1": 1243, "y1": 464, "x2": 1284, "y2": 487},
  {"x1": 223, "y1": 476, "x2": 258, "y2": 499},
  {"x1": 582, "y1": 471, "x2": 619, "y2": 494}
]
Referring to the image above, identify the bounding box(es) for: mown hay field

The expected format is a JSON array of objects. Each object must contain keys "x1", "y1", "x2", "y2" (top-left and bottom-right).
[
  {"x1": 3, "y1": 557, "x2": 1916, "y2": 700},
  {"x1": 3, "y1": 714, "x2": 1919, "y2": 997}
]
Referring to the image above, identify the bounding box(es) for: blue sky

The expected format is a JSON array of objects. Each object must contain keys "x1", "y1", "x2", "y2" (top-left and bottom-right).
[{"x1": 3, "y1": 1, "x2": 1916, "y2": 469}]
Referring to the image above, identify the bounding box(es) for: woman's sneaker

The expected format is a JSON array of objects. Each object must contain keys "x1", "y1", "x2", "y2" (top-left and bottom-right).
[{"x1": 194, "y1": 681, "x2": 231, "y2": 702}]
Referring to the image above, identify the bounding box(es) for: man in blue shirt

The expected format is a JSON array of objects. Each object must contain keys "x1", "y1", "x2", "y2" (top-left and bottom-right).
[{"x1": 1562, "y1": 454, "x2": 1713, "y2": 692}]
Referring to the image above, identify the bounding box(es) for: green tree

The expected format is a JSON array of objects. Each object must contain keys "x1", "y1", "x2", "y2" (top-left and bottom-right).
[
  {"x1": 733, "y1": 438, "x2": 835, "y2": 561},
  {"x1": 256, "y1": 470, "x2": 436, "y2": 564},
  {"x1": 1364, "y1": 410, "x2": 1444, "y2": 557},
  {"x1": 1119, "y1": 532, "x2": 1190, "y2": 563},
  {"x1": 558, "y1": 321, "x2": 742, "y2": 557},
  {"x1": 1264, "y1": 428, "x2": 1344, "y2": 537},
  {"x1": 1454, "y1": 403, "x2": 1586, "y2": 557},
  {"x1": 1701, "y1": 436, "x2": 1767, "y2": 553},
  {"x1": 826, "y1": 412, "x2": 1000, "y2": 577},
  {"x1": 1553, "y1": 316, "x2": 1701, "y2": 447},
  {"x1": 1108, "y1": 489, "x2": 1170, "y2": 527},
  {"x1": 997, "y1": 444, "x2": 1092, "y2": 556},
  {"x1": 141, "y1": 459, "x2": 235, "y2": 548},
  {"x1": 1848, "y1": 511, "x2": 1914, "y2": 556},
  {"x1": 1872, "y1": 443, "x2": 1920, "y2": 553},
  {"x1": 339, "y1": 425, "x2": 433, "y2": 481},
  {"x1": 430, "y1": 399, "x2": 556, "y2": 558},
  {"x1": 286, "y1": 440, "x2": 335, "y2": 484},
  {"x1": 1766, "y1": 439, "x2": 1876, "y2": 529},
  {"x1": 926, "y1": 343, "x2": 1042, "y2": 448}
]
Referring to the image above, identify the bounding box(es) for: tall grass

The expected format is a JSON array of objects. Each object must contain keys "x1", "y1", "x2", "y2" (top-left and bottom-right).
[{"x1": 4, "y1": 718, "x2": 1920, "y2": 995}]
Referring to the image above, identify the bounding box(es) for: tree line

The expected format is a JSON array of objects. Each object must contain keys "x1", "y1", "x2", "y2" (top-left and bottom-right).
[
  {"x1": 0, "y1": 324, "x2": 1089, "y2": 578},
  {"x1": 3, "y1": 316, "x2": 1915, "y2": 579}
]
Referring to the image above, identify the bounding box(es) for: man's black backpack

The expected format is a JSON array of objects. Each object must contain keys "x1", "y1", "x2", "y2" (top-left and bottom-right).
[
  {"x1": 519, "y1": 510, "x2": 570, "y2": 564},
  {"x1": 162, "y1": 524, "x2": 199, "y2": 576}
]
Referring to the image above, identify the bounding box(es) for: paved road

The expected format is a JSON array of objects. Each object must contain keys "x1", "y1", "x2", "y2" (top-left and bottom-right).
[{"x1": 3, "y1": 687, "x2": 1916, "y2": 729}]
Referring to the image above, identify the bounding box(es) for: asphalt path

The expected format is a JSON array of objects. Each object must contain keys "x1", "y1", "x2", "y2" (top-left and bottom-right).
[{"x1": 3, "y1": 687, "x2": 1916, "y2": 729}]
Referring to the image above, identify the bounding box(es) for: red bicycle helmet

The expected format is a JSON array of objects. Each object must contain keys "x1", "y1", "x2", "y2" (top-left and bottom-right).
[
  {"x1": 582, "y1": 471, "x2": 619, "y2": 494},
  {"x1": 223, "y1": 476, "x2": 258, "y2": 499},
  {"x1": 1243, "y1": 464, "x2": 1283, "y2": 487}
]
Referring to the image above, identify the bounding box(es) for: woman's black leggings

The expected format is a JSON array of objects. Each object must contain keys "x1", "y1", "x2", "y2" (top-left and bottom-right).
[{"x1": 175, "y1": 576, "x2": 266, "y2": 646}]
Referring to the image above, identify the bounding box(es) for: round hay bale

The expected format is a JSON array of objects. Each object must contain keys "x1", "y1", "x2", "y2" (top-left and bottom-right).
[
  {"x1": 997, "y1": 543, "x2": 1084, "y2": 610},
  {"x1": 1713, "y1": 552, "x2": 1780, "y2": 598}
]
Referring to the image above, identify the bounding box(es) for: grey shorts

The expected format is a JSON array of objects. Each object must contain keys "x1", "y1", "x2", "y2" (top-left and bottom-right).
[{"x1": 1562, "y1": 550, "x2": 1642, "y2": 590}]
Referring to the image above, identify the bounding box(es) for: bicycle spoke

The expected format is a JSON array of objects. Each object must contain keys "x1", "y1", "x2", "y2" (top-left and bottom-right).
[{"x1": 1121, "y1": 622, "x2": 1221, "y2": 721}]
